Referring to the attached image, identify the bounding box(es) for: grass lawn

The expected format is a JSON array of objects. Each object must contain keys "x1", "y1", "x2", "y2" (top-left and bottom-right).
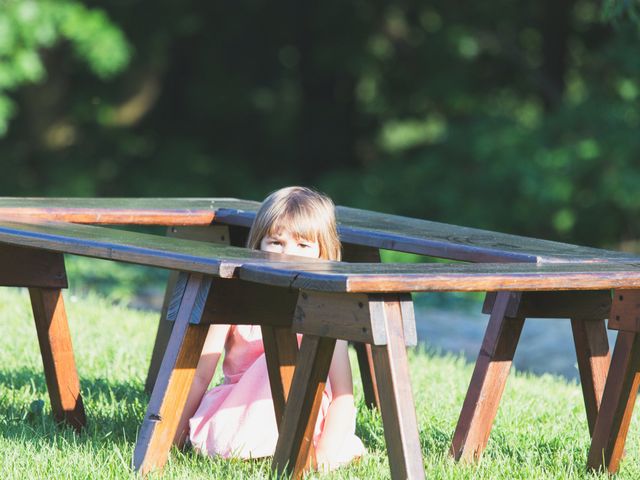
[{"x1": 0, "y1": 285, "x2": 638, "y2": 479}]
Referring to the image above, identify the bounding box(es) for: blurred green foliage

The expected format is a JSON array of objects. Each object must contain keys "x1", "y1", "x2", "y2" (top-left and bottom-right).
[
  {"x1": 1, "y1": 0, "x2": 639, "y2": 249},
  {"x1": 0, "y1": 0, "x2": 130, "y2": 134}
]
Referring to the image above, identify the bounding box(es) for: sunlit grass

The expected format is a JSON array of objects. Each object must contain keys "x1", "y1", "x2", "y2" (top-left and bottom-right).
[{"x1": 0, "y1": 286, "x2": 637, "y2": 478}]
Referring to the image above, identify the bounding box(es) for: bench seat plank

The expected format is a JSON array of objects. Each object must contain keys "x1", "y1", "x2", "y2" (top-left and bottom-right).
[
  {"x1": 0, "y1": 219, "x2": 296, "y2": 277},
  {"x1": 239, "y1": 261, "x2": 640, "y2": 293},
  {"x1": 2, "y1": 219, "x2": 640, "y2": 294}
]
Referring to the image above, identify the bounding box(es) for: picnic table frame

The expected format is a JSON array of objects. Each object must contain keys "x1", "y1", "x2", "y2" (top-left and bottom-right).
[{"x1": 2, "y1": 198, "x2": 640, "y2": 476}]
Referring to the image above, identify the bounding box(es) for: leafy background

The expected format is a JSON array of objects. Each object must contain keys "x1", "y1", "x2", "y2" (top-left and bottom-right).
[{"x1": 2, "y1": 0, "x2": 640, "y2": 248}]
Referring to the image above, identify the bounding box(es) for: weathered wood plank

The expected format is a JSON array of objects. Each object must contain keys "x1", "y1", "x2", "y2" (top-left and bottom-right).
[
  {"x1": 133, "y1": 273, "x2": 211, "y2": 474},
  {"x1": 450, "y1": 292, "x2": 524, "y2": 462},
  {"x1": 0, "y1": 219, "x2": 298, "y2": 278},
  {"x1": 29, "y1": 287, "x2": 85, "y2": 430},
  {"x1": 370, "y1": 297, "x2": 425, "y2": 479},
  {"x1": 0, "y1": 198, "x2": 258, "y2": 225},
  {"x1": 0, "y1": 245, "x2": 67, "y2": 288},
  {"x1": 293, "y1": 291, "x2": 417, "y2": 346},
  {"x1": 587, "y1": 331, "x2": 640, "y2": 473},
  {"x1": 294, "y1": 291, "x2": 380, "y2": 344},
  {"x1": 2, "y1": 197, "x2": 639, "y2": 264},
  {"x1": 240, "y1": 261, "x2": 640, "y2": 293}
]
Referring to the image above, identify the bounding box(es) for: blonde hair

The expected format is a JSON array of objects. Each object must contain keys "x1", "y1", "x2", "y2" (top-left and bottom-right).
[{"x1": 246, "y1": 186, "x2": 341, "y2": 261}]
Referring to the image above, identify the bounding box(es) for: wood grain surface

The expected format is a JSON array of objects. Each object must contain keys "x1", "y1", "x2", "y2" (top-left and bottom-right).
[{"x1": 1, "y1": 197, "x2": 638, "y2": 264}]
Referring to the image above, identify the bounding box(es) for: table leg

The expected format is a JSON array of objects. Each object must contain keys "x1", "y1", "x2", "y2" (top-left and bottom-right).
[
  {"x1": 371, "y1": 298, "x2": 425, "y2": 480},
  {"x1": 272, "y1": 334, "x2": 336, "y2": 479},
  {"x1": 354, "y1": 342, "x2": 380, "y2": 409},
  {"x1": 343, "y1": 244, "x2": 381, "y2": 410},
  {"x1": 133, "y1": 273, "x2": 211, "y2": 475},
  {"x1": 29, "y1": 287, "x2": 86, "y2": 430},
  {"x1": 450, "y1": 291, "x2": 524, "y2": 462},
  {"x1": 571, "y1": 318, "x2": 610, "y2": 435},
  {"x1": 587, "y1": 331, "x2": 640, "y2": 473},
  {"x1": 145, "y1": 270, "x2": 181, "y2": 393},
  {"x1": 262, "y1": 325, "x2": 299, "y2": 427}
]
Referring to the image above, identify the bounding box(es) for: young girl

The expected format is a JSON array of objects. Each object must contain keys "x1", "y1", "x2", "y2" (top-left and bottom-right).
[{"x1": 174, "y1": 186, "x2": 365, "y2": 470}]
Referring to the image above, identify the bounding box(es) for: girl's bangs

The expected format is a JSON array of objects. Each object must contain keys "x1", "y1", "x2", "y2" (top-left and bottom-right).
[{"x1": 267, "y1": 209, "x2": 319, "y2": 241}]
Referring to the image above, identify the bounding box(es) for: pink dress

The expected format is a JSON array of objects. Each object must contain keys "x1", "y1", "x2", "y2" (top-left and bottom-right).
[{"x1": 188, "y1": 325, "x2": 366, "y2": 463}]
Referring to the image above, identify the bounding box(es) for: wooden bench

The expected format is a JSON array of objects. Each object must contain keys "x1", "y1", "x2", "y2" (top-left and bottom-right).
[
  {"x1": 0, "y1": 218, "x2": 421, "y2": 478},
  {"x1": 2, "y1": 218, "x2": 640, "y2": 478},
  {"x1": 2, "y1": 197, "x2": 640, "y2": 466}
]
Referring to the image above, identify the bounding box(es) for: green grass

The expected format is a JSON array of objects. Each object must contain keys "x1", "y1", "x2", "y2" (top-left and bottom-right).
[{"x1": 0, "y1": 286, "x2": 638, "y2": 479}]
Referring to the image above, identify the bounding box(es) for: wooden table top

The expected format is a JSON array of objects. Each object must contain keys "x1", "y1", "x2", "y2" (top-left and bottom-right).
[{"x1": 0, "y1": 197, "x2": 637, "y2": 264}]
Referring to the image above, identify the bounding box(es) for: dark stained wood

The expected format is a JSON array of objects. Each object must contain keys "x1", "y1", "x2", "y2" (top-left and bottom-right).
[
  {"x1": 354, "y1": 342, "x2": 380, "y2": 410},
  {"x1": 6, "y1": 220, "x2": 640, "y2": 294},
  {"x1": 342, "y1": 244, "x2": 382, "y2": 410},
  {"x1": 0, "y1": 219, "x2": 302, "y2": 278},
  {"x1": 2, "y1": 197, "x2": 640, "y2": 264},
  {"x1": 202, "y1": 278, "x2": 298, "y2": 327},
  {"x1": 145, "y1": 270, "x2": 185, "y2": 393},
  {"x1": 571, "y1": 319, "x2": 611, "y2": 435},
  {"x1": 216, "y1": 202, "x2": 640, "y2": 264},
  {"x1": 145, "y1": 226, "x2": 232, "y2": 393},
  {"x1": 261, "y1": 326, "x2": 299, "y2": 428},
  {"x1": 450, "y1": 292, "x2": 524, "y2": 462},
  {"x1": 483, "y1": 290, "x2": 611, "y2": 319},
  {"x1": 29, "y1": 288, "x2": 85, "y2": 430},
  {"x1": 0, "y1": 245, "x2": 67, "y2": 288},
  {"x1": 370, "y1": 297, "x2": 425, "y2": 479},
  {"x1": 133, "y1": 273, "x2": 211, "y2": 474},
  {"x1": 0, "y1": 198, "x2": 259, "y2": 225},
  {"x1": 294, "y1": 291, "x2": 380, "y2": 344},
  {"x1": 239, "y1": 261, "x2": 640, "y2": 293},
  {"x1": 608, "y1": 289, "x2": 640, "y2": 332},
  {"x1": 272, "y1": 335, "x2": 336, "y2": 479},
  {"x1": 293, "y1": 290, "x2": 417, "y2": 346},
  {"x1": 587, "y1": 331, "x2": 640, "y2": 473}
]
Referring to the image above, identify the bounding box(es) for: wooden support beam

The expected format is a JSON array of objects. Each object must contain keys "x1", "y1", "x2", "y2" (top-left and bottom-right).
[
  {"x1": 134, "y1": 273, "x2": 211, "y2": 474},
  {"x1": 450, "y1": 292, "x2": 524, "y2": 462},
  {"x1": 0, "y1": 245, "x2": 67, "y2": 288},
  {"x1": 483, "y1": 290, "x2": 611, "y2": 319},
  {"x1": 272, "y1": 334, "x2": 336, "y2": 478},
  {"x1": 294, "y1": 290, "x2": 416, "y2": 346},
  {"x1": 571, "y1": 318, "x2": 610, "y2": 435},
  {"x1": 587, "y1": 331, "x2": 640, "y2": 473},
  {"x1": 370, "y1": 297, "x2": 425, "y2": 479},
  {"x1": 262, "y1": 325, "x2": 299, "y2": 428},
  {"x1": 144, "y1": 225, "x2": 231, "y2": 393},
  {"x1": 29, "y1": 287, "x2": 85, "y2": 430}
]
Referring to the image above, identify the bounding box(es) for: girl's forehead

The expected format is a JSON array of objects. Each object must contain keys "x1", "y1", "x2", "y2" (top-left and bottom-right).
[{"x1": 266, "y1": 227, "x2": 316, "y2": 240}]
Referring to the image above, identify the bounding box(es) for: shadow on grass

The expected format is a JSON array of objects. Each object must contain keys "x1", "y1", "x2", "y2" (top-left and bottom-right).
[{"x1": 0, "y1": 367, "x2": 149, "y2": 447}]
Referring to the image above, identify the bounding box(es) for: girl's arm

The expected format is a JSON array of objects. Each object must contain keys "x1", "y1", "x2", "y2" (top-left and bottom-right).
[
  {"x1": 314, "y1": 339, "x2": 358, "y2": 469},
  {"x1": 173, "y1": 323, "x2": 231, "y2": 447}
]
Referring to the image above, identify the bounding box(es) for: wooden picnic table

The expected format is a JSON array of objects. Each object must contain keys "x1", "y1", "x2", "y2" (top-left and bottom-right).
[
  {"x1": 2, "y1": 198, "x2": 640, "y2": 475},
  {"x1": 2, "y1": 218, "x2": 640, "y2": 479}
]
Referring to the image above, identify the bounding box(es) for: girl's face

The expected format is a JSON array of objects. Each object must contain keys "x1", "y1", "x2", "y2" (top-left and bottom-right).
[{"x1": 259, "y1": 229, "x2": 320, "y2": 259}]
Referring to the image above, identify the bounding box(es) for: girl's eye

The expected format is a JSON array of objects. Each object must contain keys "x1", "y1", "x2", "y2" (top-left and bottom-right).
[
  {"x1": 298, "y1": 243, "x2": 310, "y2": 248},
  {"x1": 270, "y1": 240, "x2": 282, "y2": 246}
]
